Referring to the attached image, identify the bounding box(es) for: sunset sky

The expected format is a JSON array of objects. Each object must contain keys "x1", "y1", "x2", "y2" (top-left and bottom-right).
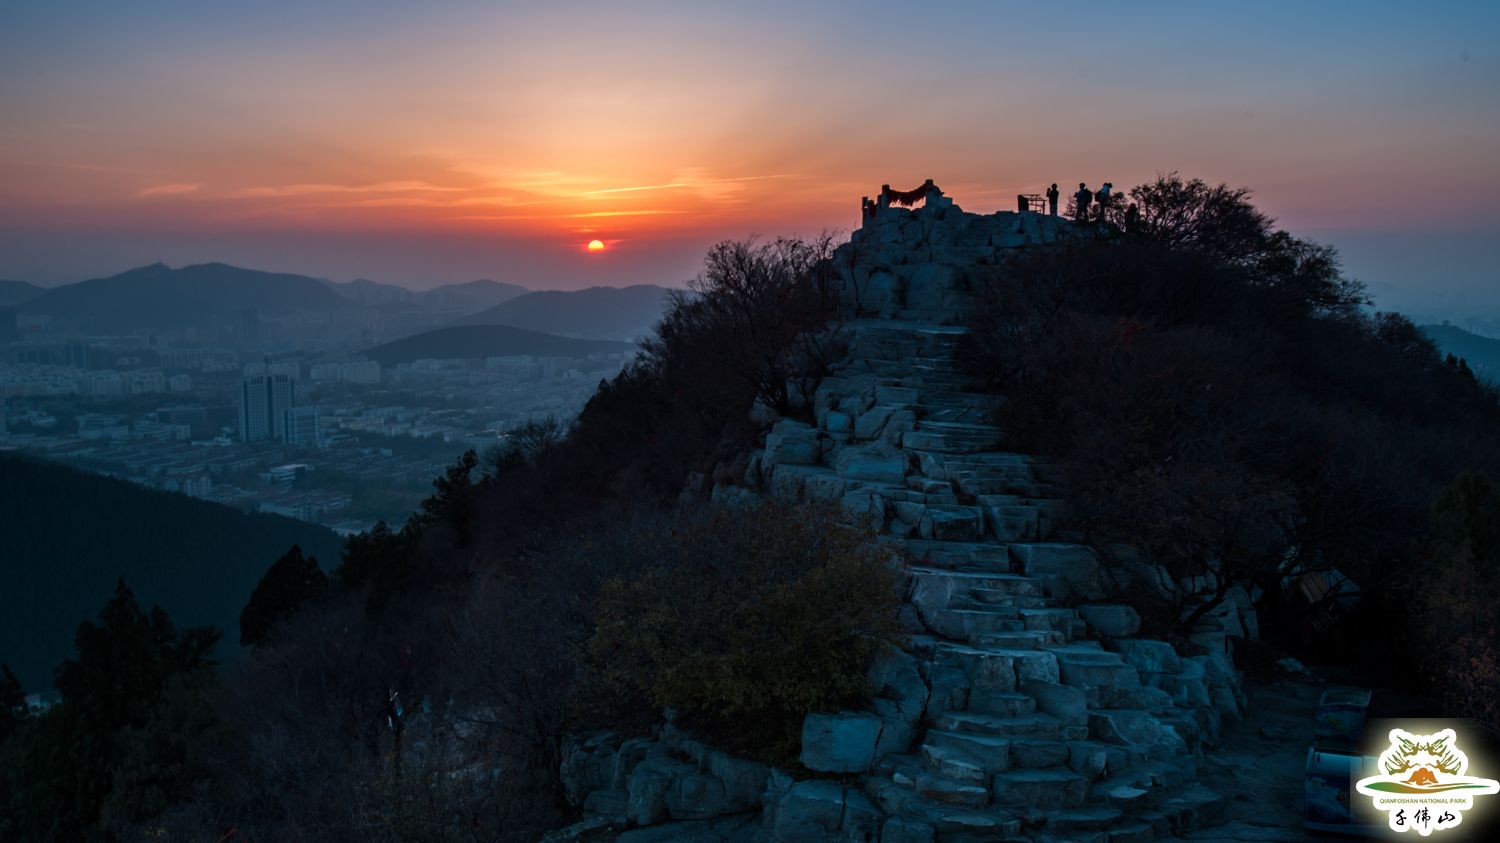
[{"x1": 2, "y1": 1, "x2": 1496, "y2": 306}]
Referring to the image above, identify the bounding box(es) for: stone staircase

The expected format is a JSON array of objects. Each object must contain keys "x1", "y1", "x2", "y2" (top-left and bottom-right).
[
  {"x1": 558, "y1": 205, "x2": 1249, "y2": 843},
  {"x1": 742, "y1": 316, "x2": 1240, "y2": 842}
]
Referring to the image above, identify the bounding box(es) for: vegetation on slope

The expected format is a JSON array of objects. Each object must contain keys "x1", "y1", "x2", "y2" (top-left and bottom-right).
[
  {"x1": 0, "y1": 454, "x2": 343, "y2": 691},
  {"x1": 958, "y1": 174, "x2": 1500, "y2": 716},
  {"x1": 1, "y1": 235, "x2": 869, "y2": 841}
]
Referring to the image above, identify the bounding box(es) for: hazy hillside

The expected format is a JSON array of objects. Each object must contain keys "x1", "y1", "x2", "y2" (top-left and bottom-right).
[
  {"x1": 459, "y1": 284, "x2": 671, "y2": 340},
  {"x1": 21, "y1": 262, "x2": 350, "y2": 331},
  {"x1": 423, "y1": 279, "x2": 529, "y2": 312},
  {"x1": 324, "y1": 277, "x2": 416, "y2": 306},
  {"x1": 362, "y1": 324, "x2": 634, "y2": 366},
  {"x1": 0, "y1": 454, "x2": 344, "y2": 691},
  {"x1": 0, "y1": 279, "x2": 43, "y2": 307},
  {"x1": 325, "y1": 277, "x2": 528, "y2": 313},
  {"x1": 1422, "y1": 323, "x2": 1500, "y2": 380}
]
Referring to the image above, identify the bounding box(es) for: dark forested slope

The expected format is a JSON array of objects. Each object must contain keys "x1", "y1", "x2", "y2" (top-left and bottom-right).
[{"x1": 0, "y1": 454, "x2": 343, "y2": 690}]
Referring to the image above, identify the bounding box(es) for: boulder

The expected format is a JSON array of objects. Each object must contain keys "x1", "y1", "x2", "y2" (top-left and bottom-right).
[
  {"x1": 1115, "y1": 639, "x2": 1182, "y2": 675},
  {"x1": 867, "y1": 647, "x2": 929, "y2": 723},
  {"x1": 1022, "y1": 678, "x2": 1088, "y2": 726},
  {"x1": 764, "y1": 421, "x2": 822, "y2": 467},
  {"x1": 666, "y1": 772, "x2": 729, "y2": 821},
  {"x1": 851, "y1": 405, "x2": 893, "y2": 440},
  {"x1": 1088, "y1": 710, "x2": 1188, "y2": 760},
  {"x1": 628, "y1": 754, "x2": 697, "y2": 825},
  {"x1": 766, "y1": 780, "x2": 846, "y2": 841},
  {"x1": 881, "y1": 817, "x2": 935, "y2": 843},
  {"x1": 833, "y1": 445, "x2": 907, "y2": 484},
  {"x1": 799, "y1": 712, "x2": 883, "y2": 773},
  {"x1": 1009, "y1": 543, "x2": 1109, "y2": 600}
]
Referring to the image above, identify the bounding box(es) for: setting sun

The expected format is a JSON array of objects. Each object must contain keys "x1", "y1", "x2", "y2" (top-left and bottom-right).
[{"x1": 587, "y1": 239, "x2": 606, "y2": 253}]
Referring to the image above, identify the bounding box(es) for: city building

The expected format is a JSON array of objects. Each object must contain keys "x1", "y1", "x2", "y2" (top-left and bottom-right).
[
  {"x1": 239, "y1": 373, "x2": 295, "y2": 442},
  {"x1": 283, "y1": 405, "x2": 319, "y2": 446}
]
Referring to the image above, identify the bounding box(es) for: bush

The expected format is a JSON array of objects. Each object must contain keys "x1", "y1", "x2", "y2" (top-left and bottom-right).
[
  {"x1": 1418, "y1": 473, "x2": 1500, "y2": 732},
  {"x1": 588, "y1": 504, "x2": 901, "y2": 763}
]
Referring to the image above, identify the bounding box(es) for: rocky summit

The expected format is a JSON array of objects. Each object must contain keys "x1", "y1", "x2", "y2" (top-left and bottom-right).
[{"x1": 556, "y1": 194, "x2": 1257, "y2": 843}]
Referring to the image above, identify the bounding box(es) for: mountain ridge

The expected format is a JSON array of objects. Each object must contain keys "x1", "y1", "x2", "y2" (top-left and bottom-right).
[
  {"x1": 458, "y1": 283, "x2": 672, "y2": 341},
  {"x1": 362, "y1": 323, "x2": 635, "y2": 366}
]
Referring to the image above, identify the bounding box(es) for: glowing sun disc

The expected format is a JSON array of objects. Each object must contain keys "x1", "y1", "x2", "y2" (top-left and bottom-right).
[{"x1": 587, "y1": 239, "x2": 605, "y2": 252}]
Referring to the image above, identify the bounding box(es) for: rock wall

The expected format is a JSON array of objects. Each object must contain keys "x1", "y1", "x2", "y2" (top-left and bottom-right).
[{"x1": 557, "y1": 201, "x2": 1257, "y2": 843}]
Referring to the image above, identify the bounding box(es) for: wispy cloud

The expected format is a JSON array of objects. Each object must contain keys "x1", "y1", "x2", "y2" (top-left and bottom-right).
[
  {"x1": 232, "y1": 180, "x2": 468, "y2": 198},
  {"x1": 581, "y1": 174, "x2": 790, "y2": 197},
  {"x1": 136, "y1": 183, "x2": 200, "y2": 197},
  {"x1": 456, "y1": 209, "x2": 689, "y2": 221}
]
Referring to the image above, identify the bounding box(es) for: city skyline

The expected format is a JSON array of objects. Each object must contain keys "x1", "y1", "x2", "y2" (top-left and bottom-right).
[{"x1": 2, "y1": 1, "x2": 1497, "y2": 308}]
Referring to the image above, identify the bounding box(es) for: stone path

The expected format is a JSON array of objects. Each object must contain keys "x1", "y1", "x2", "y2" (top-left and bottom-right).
[
  {"x1": 741, "y1": 317, "x2": 1247, "y2": 842},
  {"x1": 559, "y1": 205, "x2": 1260, "y2": 842}
]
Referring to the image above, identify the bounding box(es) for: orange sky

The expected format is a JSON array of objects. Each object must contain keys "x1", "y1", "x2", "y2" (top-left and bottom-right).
[{"x1": 1, "y1": 2, "x2": 1496, "y2": 297}]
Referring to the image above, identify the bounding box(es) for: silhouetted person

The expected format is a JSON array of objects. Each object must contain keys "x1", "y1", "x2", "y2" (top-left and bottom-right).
[
  {"x1": 1124, "y1": 202, "x2": 1140, "y2": 233},
  {"x1": 1074, "y1": 183, "x2": 1092, "y2": 222},
  {"x1": 1096, "y1": 182, "x2": 1113, "y2": 219},
  {"x1": 1046, "y1": 183, "x2": 1060, "y2": 216}
]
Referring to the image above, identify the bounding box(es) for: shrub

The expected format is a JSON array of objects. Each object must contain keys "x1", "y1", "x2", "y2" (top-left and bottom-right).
[
  {"x1": 1418, "y1": 473, "x2": 1500, "y2": 732},
  {"x1": 588, "y1": 504, "x2": 901, "y2": 763}
]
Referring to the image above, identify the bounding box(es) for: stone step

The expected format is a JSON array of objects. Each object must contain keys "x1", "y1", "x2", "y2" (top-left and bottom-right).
[
  {"x1": 1006, "y1": 738, "x2": 1072, "y2": 770},
  {"x1": 962, "y1": 589, "x2": 1050, "y2": 611},
  {"x1": 941, "y1": 608, "x2": 1026, "y2": 639},
  {"x1": 903, "y1": 423, "x2": 1006, "y2": 455},
  {"x1": 918, "y1": 390, "x2": 997, "y2": 409},
  {"x1": 920, "y1": 405, "x2": 993, "y2": 425},
  {"x1": 909, "y1": 567, "x2": 1044, "y2": 602},
  {"x1": 902, "y1": 541, "x2": 1012, "y2": 571},
  {"x1": 1059, "y1": 661, "x2": 1144, "y2": 696},
  {"x1": 935, "y1": 643, "x2": 1063, "y2": 692},
  {"x1": 1048, "y1": 644, "x2": 1126, "y2": 665},
  {"x1": 990, "y1": 768, "x2": 1089, "y2": 809},
  {"x1": 1046, "y1": 806, "x2": 1127, "y2": 834},
  {"x1": 916, "y1": 504, "x2": 985, "y2": 542},
  {"x1": 1019, "y1": 608, "x2": 1079, "y2": 639},
  {"x1": 905, "y1": 475, "x2": 954, "y2": 495},
  {"x1": 926, "y1": 808, "x2": 1023, "y2": 842},
  {"x1": 919, "y1": 742, "x2": 990, "y2": 782},
  {"x1": 934, "y1": 711, "x2": 1065, "y2": 740},
  {"x1": 913, "y1": 772, "x2": 990, "y2": 809},
  {"x1": 923, "y1": 730, "x2": 1010, "y2": 775},
  {"x1": 971, "y1": 629, "x2": 1066, "y2": 650},
  {"x1": 966, "y1": 689, "x2": 1037, "y2": 717}
]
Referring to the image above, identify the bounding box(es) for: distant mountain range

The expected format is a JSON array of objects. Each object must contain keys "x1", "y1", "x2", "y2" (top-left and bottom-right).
[
  {"x1": 0, "y1": 279, "x2": 45, "y2": 307},
  {"x1": 363, "y1": 324, "x2": 635, "y2": 366},
  {"x1": 0, "y1": 453, "x2": 344, "y2": 692},
  {"x1": 12, "y1": 262, "x2": 669, "y2": 336},
  {"x1": 458, "y1": 284, "x2": 672, "y2": 341},
  {"x1": 20, "y1": 262, "x2": 351, "y2": 332},
  {"x1": 324, "y1": 277, "x2": 529, "y2": 312},
  {"x1": 1421, "y1": 324, "x2": 1500, "y2": 380}
]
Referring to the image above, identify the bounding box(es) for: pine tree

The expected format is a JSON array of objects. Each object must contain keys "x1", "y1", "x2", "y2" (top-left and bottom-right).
[{"x1": 239, "y1": 545, "x2": 329, "y2": 647}]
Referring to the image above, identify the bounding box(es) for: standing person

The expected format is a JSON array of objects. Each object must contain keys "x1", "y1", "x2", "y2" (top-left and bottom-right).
[
  {"x1": 1124, "y1": 202, "x2": 1140, "y2": 233},
  {"x1": 1096, "y1": 182, "x2": 1113, "y2": 219},
  {"x1": 1074, "y1": 183, "x2": 1093, "y2": 222},
  {"x1": 1046, "y1": 183, "x2": 1060, "y2": 216}
]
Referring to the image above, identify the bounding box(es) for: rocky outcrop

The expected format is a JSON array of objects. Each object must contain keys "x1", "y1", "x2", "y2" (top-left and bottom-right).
[{"x1": 562, "y1": 199, "x2": 1254, "y2": 841}]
